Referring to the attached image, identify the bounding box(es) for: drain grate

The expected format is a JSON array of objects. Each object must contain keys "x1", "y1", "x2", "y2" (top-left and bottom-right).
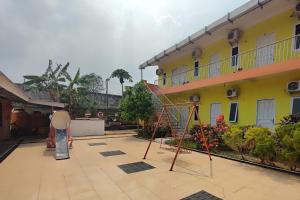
[
  {"x1": 181, "y1": 190, "x2": 222, "y2": 200},
  {"x1": 100, "y1": 150, "x2": 126, "y2": 157},
  {"x1": 88, "y1": 142, "x2": 107, "y2": 146},
  {"x1": 118, "y1": 161, "x2": 155, "y2": 174}
]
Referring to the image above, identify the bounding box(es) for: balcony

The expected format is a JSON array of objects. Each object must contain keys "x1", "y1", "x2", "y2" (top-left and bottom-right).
[{"x1": 156, "y1": 36, "x2": 300, "y2": 94}]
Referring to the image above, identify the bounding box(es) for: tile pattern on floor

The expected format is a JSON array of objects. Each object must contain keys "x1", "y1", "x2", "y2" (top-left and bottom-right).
[
  {"x1": 100, "y1": 150, "x2": 126, "y2": 157},
  {"x1": 88, "y1": 142, "x2": 107, "y2": 146},
  {"x1": 118, "y1": 161, "x2": 155, "y2": 174},
  {"x1": 1, "y1": 135, "x2": 300, "y2": 200},
  {"x1": 181, "y1": 190, "x2": 222, "y2": 200}
]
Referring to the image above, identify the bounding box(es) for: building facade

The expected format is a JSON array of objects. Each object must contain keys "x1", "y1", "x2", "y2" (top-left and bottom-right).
[
  {"x1": 140, "y1": 0, "x2": 300, "y2": 129},
  {"x1": 0, "y1": 72, "x2": 65, "y2": 140}
]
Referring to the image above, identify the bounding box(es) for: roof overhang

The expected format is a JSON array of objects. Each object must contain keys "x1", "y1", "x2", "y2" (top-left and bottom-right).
[
  {"x1": 139, "y1": 0, "x2": 294, "y2": 69},
  {"x1": 0, "y1": 71, "x2": 65, "y2": 108}
]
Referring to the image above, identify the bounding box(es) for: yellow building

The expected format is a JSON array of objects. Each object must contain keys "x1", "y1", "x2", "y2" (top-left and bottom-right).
[{"x1": 140, "y1": 0, "x2": 300, "y2": 129}]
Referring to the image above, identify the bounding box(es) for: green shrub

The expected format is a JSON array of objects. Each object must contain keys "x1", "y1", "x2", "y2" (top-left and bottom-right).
[
  {"x1": 138, "y1": 125, "x2": 171, "y2": 139},
  {"x1": 279, "y1": 114, "x2": 300, "y2": 125},
  {"x1": 245, "y1": 127, "x2": 269, "y2": 149},
  {"x1": 294, "y1": 129, "x2": 300, "y2": 152},
  {"x1": 223, "y1": 126, "x2": 246, "y2": 159},
  {"x1": 190, "y1": 120, "x2": 229, "y2": 151},
  {"x1": 165, "y1": 139, "x2": 197, "y2": 149},
  {"x1": 275, "y1": 123, "x2": 300, "y2": 170},
  {"x1": 244, "y1": 127, "x2": 276, "y2": 164}
]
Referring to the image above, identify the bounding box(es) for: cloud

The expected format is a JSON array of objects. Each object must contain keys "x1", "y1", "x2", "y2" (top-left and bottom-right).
[{"x1": 0, "y1": 0, "x2": 248, "y2": 94}]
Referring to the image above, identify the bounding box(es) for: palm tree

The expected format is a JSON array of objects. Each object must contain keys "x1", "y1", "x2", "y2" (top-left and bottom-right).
[
  {"x1": 24, "y1": 60, "x2": 69, "y2": 101},
  {"x1": 110, "y1": 69, "x2": 133, "y2": 95}
]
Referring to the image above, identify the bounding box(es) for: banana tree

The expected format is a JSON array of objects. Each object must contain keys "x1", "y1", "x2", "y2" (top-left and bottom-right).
[
  {"x1": 110, "y1": 69, "x2": 133, "y2": 96},
  {"x1": 61, "y1": 68, "x2": 81, "y2": 114},
  {"x1": 23, "y1": 60, "x2": 69, "y2": 101}
]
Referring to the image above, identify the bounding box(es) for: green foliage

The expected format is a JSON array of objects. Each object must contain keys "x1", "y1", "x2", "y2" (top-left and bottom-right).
[
  {"x1": 23, "y1": 60, "x2": 69, "y2": 101},
  {"x1": 190, "y1": 119, "x2": 228, "y2": 150},
  {"x1": 61, "y1": 71, "x2": 106, "y2": 117},
  {"x1": 79, "y1": 73, "x2": 104, "y2": 93},
  {"x1": 165, "y1": 139, "x2": 197, "y2": 149},
  {"x1": 245, "y1": 127, "x2": 269, "y2": 143},
  {"x1": 110, "y1": 69, "x2": 133, "y2": 95},
  {"x1": 279, "y1": 114, "x2": 300, "y2": 125},
  {"x1": 24, "y1": 60, "x2": 105, "y2": 117},
  {"x1": 120, "y1": 91, "x2": 136, "y2": 121},
  {"x1": 120, "y1": 81, "x2": 153, "y2": 123},
  {"x1": 245, "y1": 127, "x2": 276, "y2": 164},
  {"x1": 275, "y1": 122, "x2": 300, "y2": 170},
  {"x1": 223, "y1": 126, "x2": 246, "y2": 157},
  {"x1": 294, "y1": 129, "x2": 300, "y2": 152},
  {"x1": 138, "y1": 125, "x2": 171, "y2": 139}
]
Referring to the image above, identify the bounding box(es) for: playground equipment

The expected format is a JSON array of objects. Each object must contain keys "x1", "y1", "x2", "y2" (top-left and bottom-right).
[
  {"x1": 46, "y1": 110, "x2": 73, "y2": 160},
  {"x1": 170, "y1": 102, "x2": 212, "y2": 171},
  {"x1": 143, "y1": 81, "x2": 211, "y2": 171}
]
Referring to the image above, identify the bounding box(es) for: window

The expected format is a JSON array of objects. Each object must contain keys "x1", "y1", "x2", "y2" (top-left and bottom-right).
[
  {"x1": 231, "y1": 46, "x2": 239, "y2": 67},
  {"x1": 292, "y1": 97, "x2": 300, "y2": 117},
  {"x1": 0, "y1": 102, "x2": 2, "y2": 127},
  {"x1": 194, "y1": 61, "x2": 199, "y2": 77},
  {"x1": 194, "y1": 105, "x2": 199, "y2": 121},
  {"x1": 229, "y1": 102, "x2": 238, "y2": 123},
  {"x1": 162, "y1": 73, "x2": 166, "y2": 86},
  {"x1": 294, "y1": 24, "x2": 300, "y2": 50}
]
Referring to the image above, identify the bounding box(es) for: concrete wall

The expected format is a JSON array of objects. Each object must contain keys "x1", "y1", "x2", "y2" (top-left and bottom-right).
[{"x1": 70, "y1": 119, "x2": 105, "y2": 137}]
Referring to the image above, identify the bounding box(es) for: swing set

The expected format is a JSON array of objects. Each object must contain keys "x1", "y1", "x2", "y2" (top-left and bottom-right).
[{"x1": 143, "y1": 97, "x2": 212, "y2": 171}]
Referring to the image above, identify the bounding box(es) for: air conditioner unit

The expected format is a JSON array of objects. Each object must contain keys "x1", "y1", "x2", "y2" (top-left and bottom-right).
[
  {"x1": 189, "y1": 95, "x2": 200, "y2": 102},
  {"x1": 156, "y1": 68, "x2": 164, "y2": 76},
  {"x1": 290, "y1": 2, "x2": 300, "y2": 19},
  {"x1": 192, "y1": 48, "x2": 202, "y2": 60},
  {"x1": 287, "y1": 81, "x2": 300, "y2": 92},
  {"x1": 226, "y1": 88, "x2": 238, "y2": 98},
  {"x1": 228, "y1": 29, "x2": 241, "y2": 46}
]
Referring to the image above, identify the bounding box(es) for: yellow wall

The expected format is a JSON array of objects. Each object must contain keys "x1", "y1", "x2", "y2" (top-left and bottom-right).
[
  {"x1": 154, "y1": 8, "x2": 300, "y2": 126},
  {"x1": 166, "y1": 72, "x2": 300, "y2": 127},
  {"x1": 158, "y1": 9, "x2": 298, "y2": 87}
]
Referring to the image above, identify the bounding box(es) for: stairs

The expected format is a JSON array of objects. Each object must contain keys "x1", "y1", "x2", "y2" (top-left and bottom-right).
[
  {"x1": 143, "y1": 81, "x2": 212, "y2": 170},
  {"x1": 145, "y1": 82, "x2": 186, "y2": 139}
]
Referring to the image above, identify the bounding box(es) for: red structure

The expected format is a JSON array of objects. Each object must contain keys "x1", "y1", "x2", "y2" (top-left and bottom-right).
[
  {"x1": 169, "y1": 103, "x2": 212, "y2": 171},
  {"x1": 143, "y1": 81, "x2": 211, "y2": 171}
]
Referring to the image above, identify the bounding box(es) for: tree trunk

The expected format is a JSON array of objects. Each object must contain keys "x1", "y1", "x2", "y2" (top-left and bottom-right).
[
  {"x1": 69, "y1": 90, "x2": 73, "y2": 115},
  {"x1": 121, "y1": 83, "x2": 124, "y2": 96},
  {"x1": 237, "y1": 146, "x2": 245, "y2": 160}
]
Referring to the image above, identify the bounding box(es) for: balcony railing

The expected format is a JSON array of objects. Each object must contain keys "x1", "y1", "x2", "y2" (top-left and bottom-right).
[{"x1": 156, "y1": 36, "x2": 300, "y2": 87}]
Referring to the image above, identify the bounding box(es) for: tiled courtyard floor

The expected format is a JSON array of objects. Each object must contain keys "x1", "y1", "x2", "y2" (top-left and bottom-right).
[{"x1": 0, "y1": 134, "x2": 299, "y2": 200}]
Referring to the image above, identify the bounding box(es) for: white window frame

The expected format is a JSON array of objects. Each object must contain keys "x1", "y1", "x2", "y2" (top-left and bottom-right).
[
  {"x1": 162, "y1": 73, "x2": 167, "y2": 86},
  {"x1": 171, "y1": 66, "x2": 188, "y2": 86},
  {"x1": 290, "y1": 96, "x2": 300, "y2": 115},
  {"x1": 193, "y1": 60, "x2": 199, "y2": 77},
  {"x1": 210, "y1": 102, "x2": 222, "y2": 125},
  {"x1": 194, "y1": 104, "x2": 199, "y2": 122},
  {"x1": 256, "y1": 98, "x2": 276, "y2": 128},
  {"x1": 229, "y1": 102, "x2": 238, "y2": 123},
  {"x1": 231, "y1": 45, "x2": 239, "y2": 68},
  {"x1": 209, "y1": 53, "x2": 220, "y2": 78},
  {"x1": 292, "y1": 23, "x2": 300, "y2": 52}
]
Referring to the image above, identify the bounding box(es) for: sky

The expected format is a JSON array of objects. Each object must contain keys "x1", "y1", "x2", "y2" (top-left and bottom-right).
[{"x1": 0, "y1": 0, "x2": 249, "y2": 95}]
